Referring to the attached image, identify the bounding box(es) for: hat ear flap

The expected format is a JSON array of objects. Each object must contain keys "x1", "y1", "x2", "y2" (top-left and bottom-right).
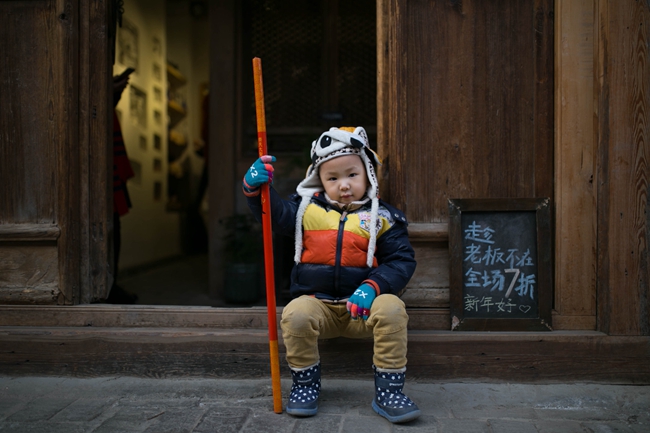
[{"x1": 364, "y1": 147, "x2": 382, "y2": 166}]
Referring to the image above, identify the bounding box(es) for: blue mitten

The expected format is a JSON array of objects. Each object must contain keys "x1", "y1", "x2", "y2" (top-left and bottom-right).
[
  {"x1": 243, "y1": 155, "x2": 276, "y2": 191},
  {"x1": 346, "y1": 283, "x2": 376, "y2": 321}
]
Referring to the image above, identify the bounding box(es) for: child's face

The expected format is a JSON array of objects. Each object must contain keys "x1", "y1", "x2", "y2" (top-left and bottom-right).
[{"x1": 318, "y1": 154, "x2": 368, "y2": 204}]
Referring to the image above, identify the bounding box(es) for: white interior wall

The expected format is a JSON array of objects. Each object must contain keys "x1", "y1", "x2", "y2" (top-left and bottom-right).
[
  {"x1": 113, "y1": 0, "x2": 209, "y2": 270},
  {"x1": 114, "y1": 0, "x2": 209, "y2": 269}
]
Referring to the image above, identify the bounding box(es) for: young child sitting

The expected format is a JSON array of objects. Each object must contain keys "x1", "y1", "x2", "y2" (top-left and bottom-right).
[{"x1": 242, "y1": 126, "x2": 420, "y2": 423}]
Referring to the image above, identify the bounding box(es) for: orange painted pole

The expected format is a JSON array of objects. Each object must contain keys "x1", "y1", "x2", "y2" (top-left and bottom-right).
[{"x1": 252, "y1": 57, "x2": 283, "y2": 414}]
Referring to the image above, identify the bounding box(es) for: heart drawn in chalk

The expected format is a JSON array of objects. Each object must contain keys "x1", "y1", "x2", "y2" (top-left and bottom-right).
[{"x1": 519, "y1": 305, "x2": 531, "y2": 313}]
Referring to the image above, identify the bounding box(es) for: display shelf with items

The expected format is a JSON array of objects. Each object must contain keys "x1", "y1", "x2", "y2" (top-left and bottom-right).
[
  {"x1": 166, "y1": 61, "x2": 190, "y2": 212},
  {"x1": 166, "y1": 62, "x2": 187, "y2": 129}
]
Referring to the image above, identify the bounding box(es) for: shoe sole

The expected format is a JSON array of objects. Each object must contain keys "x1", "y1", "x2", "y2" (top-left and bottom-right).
[
  {"x1": 286, "y1": 406, "x2": 318, "y2": 417},
  {"x1": 372, "y1": 400, "x2": 421, "y2": 423}
]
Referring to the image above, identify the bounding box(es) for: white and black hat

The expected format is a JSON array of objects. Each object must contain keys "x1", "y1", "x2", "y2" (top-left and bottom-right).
[{"x1": 294, "y1": 126, "x2": 382, "y2": 267}]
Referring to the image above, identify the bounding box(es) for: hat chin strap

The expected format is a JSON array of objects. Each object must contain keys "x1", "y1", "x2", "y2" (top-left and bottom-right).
[
  {"x1": 294, "y1": 196, "x2": 311, "y2": 264},
  {"x1": 366, "y1": 197, "x2": 379, "y2": 267},
  {"x1": 323, "y1": 193, "x2": 369, "y2": 212}
]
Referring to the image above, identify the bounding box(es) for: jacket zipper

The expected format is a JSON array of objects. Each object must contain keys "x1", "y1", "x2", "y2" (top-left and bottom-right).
[{"x1": 334, "y1": 210, "x2": 348, "y2": 295}]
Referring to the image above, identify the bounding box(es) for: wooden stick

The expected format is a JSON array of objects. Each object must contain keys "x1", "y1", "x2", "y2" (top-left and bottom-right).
[{"x1": 252, "y1": 57, "x2": 283, "y2": 414}]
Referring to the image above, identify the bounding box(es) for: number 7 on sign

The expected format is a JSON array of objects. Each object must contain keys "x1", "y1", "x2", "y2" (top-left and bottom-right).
[{"x1": 504, "y1": 268, "x2": 520, "y2": 298}]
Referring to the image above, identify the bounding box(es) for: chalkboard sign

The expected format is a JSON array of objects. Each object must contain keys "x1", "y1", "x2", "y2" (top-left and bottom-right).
[{"x1": 448, "y1": 198, "x2": 552, "y2": 331}]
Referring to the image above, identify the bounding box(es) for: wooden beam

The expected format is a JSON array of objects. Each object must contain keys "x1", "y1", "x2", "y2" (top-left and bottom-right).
[
  {"x1": 596, "y1": 0, "x2": 650, "y2": 335},
  {"x1": 0, "y1": 326, "x2": 647, "y2": 383},
  {"x1": 0, "y1": 305, "x2": 449, "y2": 331},
  {"x1": 57, "y1": 0, "x2": 82, "y2": 306},
  {"x1": 408, "y1": 222, "x2": 448, "y2": 242},
  {"x1": 81, "y1": 0, "x2": 112, "y2": 304},
  {"x1": 553, "y1": 0, "x2": 597, "y2": 322},
  {"x1": 376, "y1": 0, "x2": 390, "y2": 202},
  {"x1": 0, "y1": 224, "x2": 60, "y2": 242}
]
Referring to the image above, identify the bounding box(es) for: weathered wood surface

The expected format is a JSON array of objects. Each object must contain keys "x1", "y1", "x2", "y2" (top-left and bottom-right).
[
  {"x1": 55, "y1": 0, "x2": 81, "y2": 306},
  {"x1": 0, "y1": 326, "x2": 647, "y2": 383},
  {"x1": 406, "y1": 331, "x2": 650, "y2": 383},
  {"x1": 376, "y1": 0, "x2": 390, "y2": 203},
  {"x1": 408, "y1": 223, "x2": 448, "y2": 242},
  {"x1": 383, "y1": 0, "x2": 554, "y2": 220},
  {"x1": 554, "y1": 0, "x2": 597, "y2": 323},
  {"x1": 0, "y1": 0, "x2": 82, "y2": 305},
  {"x1": 0, "y1": 244, "x2": 59, "y2": 304},
  {"x1": 0, "y1": 305, "x2": 450, "y2": 330},
  {"x1": 80, "y1": 0, "x2": 112, "y2": 303},
  {"x1": 596, "y1": 0, "x2": 650, "y2": 335},
  {"x1": 551, "y1": 312, "x2": 597, "y2": 331},
  {"x1": 0, "y1": 289, "x2": 59, "y2": 305},
  {"x1": 0, "y1": 1, "x2": 60, "y2": 225},
  {"x1": 401, "y1": 289, "x2": 449, "y2": 309},
  {"x1": 404, "y1": 242, "x2": 449, "y2": 308},
  {"x1": 0, "y1": 225, "x2": 61, "y2": 241}
]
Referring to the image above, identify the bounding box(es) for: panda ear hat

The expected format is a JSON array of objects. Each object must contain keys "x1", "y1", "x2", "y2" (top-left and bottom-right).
[{"x1": 294, "y1": 126, "x2": 382, "y2": 267}]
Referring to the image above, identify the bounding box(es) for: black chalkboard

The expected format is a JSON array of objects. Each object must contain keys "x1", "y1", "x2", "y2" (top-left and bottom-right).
[{"x1": 448, "y1": 198, "x2": 552, "y2": 331}]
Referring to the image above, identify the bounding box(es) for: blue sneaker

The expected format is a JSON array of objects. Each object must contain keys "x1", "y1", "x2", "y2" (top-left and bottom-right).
[
  {"x1": 372, "y1": 365, "x2": 421, "y2": 423},
  {"x1": 286, "y1": 363, "x2": 321, "y2": 417}
]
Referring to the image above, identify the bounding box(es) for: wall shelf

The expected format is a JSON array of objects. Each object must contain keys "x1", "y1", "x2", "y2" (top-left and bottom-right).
[
  {"x1": 166, "y1": 63, "x2": 187, "y2": 89},
  {"x1": 167, "y1": 100, "x2": 186, "y2": 128}
]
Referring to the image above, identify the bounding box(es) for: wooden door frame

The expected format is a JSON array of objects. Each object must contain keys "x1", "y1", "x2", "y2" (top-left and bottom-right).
[{"x1": 81, "y1": 0, "x2": 114, "y2": 304}]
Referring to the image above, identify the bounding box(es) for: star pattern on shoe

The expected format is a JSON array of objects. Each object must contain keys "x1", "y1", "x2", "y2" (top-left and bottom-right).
[
  {"x1": 289, "y1": 365, "x2": 321, "y2": 404},
  {"x1": 375, "y1": 372, "x2": 417, "y2": 410}
]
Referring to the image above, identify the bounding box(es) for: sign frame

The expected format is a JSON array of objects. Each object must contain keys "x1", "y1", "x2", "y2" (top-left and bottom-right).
[{"x1": 448, "y1": 198, "x2": 553, "y2": 331}]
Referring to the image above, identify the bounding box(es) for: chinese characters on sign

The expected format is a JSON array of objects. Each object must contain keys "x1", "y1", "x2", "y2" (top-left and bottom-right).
[{"x1": 462, "y1": 212, "x2": 538, "y2": 318}]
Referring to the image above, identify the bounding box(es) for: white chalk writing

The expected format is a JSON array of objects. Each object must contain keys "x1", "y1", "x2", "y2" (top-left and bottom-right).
[{"x1": 463, "y1": 220, "x2": 537, "y2": 311}]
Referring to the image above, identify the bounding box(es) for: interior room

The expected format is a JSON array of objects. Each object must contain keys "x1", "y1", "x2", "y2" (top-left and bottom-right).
[
  {"x1": 110, "y1": 0, "x2": 377, "y2": 307},
  {"x1": 111, "y1": 0, "x2": 212, "y2": 306}
]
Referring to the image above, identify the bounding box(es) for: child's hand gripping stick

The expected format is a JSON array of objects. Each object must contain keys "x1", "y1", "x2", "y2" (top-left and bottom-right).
[
  {"x1": 346, "y1": 283, "x2": 376, "y2": 321},
  {"x1": 243, "y1": 155, "x2": 276, "y2": 190}
]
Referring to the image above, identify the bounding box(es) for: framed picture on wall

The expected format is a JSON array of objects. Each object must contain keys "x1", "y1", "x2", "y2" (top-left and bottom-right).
[
  {"x1": 118, "y1": 17, "x2": 138, "y2": 69},
  {"x1": 153, "y1": 62, "x2": 162, "y2": 81},
  {"x1": 129, "y1": 85, "x2": 147, "y2": 128},
  {"x1": 152, "y1": 36, "x2": 162, "y2": 57}
]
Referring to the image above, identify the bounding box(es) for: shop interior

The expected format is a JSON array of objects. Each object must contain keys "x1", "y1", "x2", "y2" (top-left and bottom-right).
[{"x1": 109, "y1": 0, "x2": 377, "y2": 307}]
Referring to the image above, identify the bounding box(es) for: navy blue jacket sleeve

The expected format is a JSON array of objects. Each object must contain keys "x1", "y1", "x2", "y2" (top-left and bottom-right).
[
  {"x1": 366, "y1": 206, "x2": 417, "y2": 296},
  {"x1": 246, "y1": 187, "x2": 298, "y2": 238}
]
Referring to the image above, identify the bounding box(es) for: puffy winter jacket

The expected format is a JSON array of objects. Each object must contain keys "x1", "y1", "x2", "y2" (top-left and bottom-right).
[{"x1": 247, "y1": 187, "x2": 416, "y2": 301}]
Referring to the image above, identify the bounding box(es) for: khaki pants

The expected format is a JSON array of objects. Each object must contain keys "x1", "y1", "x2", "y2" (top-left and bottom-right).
[{"x1": 280, "y1": 294, "x2": 409, "y2": 370}]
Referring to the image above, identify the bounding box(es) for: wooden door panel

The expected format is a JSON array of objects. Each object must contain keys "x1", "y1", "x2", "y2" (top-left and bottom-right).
[
  {"x1": 596, "y1": 1, "x2": 650, "y2": 335},
  {"x1": 0, "y1": 0, "x2": 82, "y2": 304},
  {"x1": 0, "y1": 0, "x2": 61, "y2": 224},
  {"x1": 381, "y1": 0, "x2": 554, "y2": 315},
  {"x1": 384, "y1": 0, "x2": 554, "y2": 221}
]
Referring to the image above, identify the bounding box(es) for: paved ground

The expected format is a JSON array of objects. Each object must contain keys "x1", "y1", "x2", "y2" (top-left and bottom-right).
[{"x1": 0, "y1": 375, "x2": 648, "y2": 433}]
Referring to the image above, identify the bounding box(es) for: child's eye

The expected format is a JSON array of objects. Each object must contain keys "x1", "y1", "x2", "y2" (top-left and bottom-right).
[
  {"x1": 328, "y1": 177, "x2": 337, "y2": 181},
  {"x1": 349, "y1": 173, "x2": 358, "y2": 178}
]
